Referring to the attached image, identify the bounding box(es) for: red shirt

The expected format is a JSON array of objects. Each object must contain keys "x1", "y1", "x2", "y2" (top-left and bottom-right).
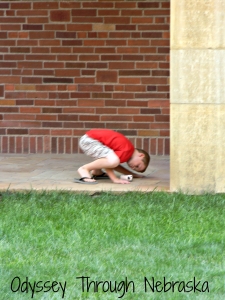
[{"x1": 86, "y1": 129, "x2": 134, "y2": 163}]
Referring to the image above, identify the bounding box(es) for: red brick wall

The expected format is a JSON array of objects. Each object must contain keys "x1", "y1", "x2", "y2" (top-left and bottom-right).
[{"x1": 0, "y1": 1, "x2": 170, "y2": 155}]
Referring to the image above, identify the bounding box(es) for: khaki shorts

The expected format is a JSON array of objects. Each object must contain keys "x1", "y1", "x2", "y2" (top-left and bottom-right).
[{"x1": 79, "y1": 134, "x2": 113, "y2": 159}]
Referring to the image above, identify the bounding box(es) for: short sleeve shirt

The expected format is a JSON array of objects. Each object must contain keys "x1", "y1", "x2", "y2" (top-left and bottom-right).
[{"x1": 86, "y1": 129, "x2": 134, "y2": 163}]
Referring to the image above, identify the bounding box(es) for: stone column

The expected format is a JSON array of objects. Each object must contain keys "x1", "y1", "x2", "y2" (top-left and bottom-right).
[{"x1": 170, "y1": 0, "x2": 225, "y2": 193}]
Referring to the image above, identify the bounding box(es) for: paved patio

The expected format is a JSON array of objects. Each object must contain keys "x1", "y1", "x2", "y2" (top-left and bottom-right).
[{"x1": 0, "y1": 154, "x2": 170, "y2": 193}]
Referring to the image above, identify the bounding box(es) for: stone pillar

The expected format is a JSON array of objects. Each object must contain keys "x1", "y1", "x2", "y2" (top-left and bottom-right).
[{"x1": 170, "y1": 0, "x2": 225, "y2": 193}]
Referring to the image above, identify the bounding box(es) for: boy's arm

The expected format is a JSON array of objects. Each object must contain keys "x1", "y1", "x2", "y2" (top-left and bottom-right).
[
  {"x1": 114, "y1": 164, "x2": 145, "y2": 178},
  {"x1": 105, "y1": 168, "x2": 130, "y2": 184}
]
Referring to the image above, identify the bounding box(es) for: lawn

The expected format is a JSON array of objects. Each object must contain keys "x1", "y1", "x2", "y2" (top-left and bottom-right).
[{"x1": 0, "y1": 191, "x2": 225, "y2": 300}]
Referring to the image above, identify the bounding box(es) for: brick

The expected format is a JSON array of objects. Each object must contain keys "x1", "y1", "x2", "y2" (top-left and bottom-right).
[
  {"x1": 0, "y1": 70, "x2": 10, "y2": 75},
  {"x1": 79, "y1": 55, "x2": 99, "y2": 61},
  {"x1": 138, "y1": 130, "x2": 160, "y2": 137},
  {"x1": 0, "y1": 76, "x2": 20, "y2": 84},
  {"x1": 116, "y1": 25, "x2": 136, "y2": 31},
  {"x1": 33, "y1": 3, "x2": 58, "y2": 9},
  {"x1": 51, "y1": 129, "x2": 72, "y2": 136},
  {"x1": 104, "y1": 17, "x2": 130, "y2": 24},
  {"x1": 1, "y1": 17, "x2": 25, "y2": 23},
  {"x1": 75, "y1": 78, "x2": 95, "y2": 84},
  {"x1": 139, "y1": 24, "x2": 169, "y2": 31},
  {"x1": 0, "y1": 128, "x2": 6, "y2": 135},
  {"x1": 27, "y1": 17, "x2": 49, "y2": 24},
  {"x1": 138, "y1": 92, "x2": 168, "y2": 99},
  {"x1": 63, "y1": 122, "x2": 84, "y2": 128},
  {"x1": 55, "y1": 69, "x2": 80, "y2": 77},
  {"x1": 78, "y1": 99, "x2": 104, "y2": 107},
  {"x1": 43, "y1": 122, "x2": 62, "y2": 128},
  {"x1": 142, "y1": 77, "x2": 168, "y2": 85},
  {"x1": 92, "y1": 93, "x2": 112, "y2": 99},
  {"x1": 93, "y1": 24, "x2": 115, "y2": 31},
  {"x1": 115, "y1": 2, "x2": 136, "y2": 9},
  {"x1": 18, "y1": 61, "x2": 42, "y2": 68},
  {"x1": 23, "y1": 24, "x2": 43, "y2": 30},
  {"x1": 34, "y1": 70, "x2": 54, "y2": 76},
  {"x1": 151, "y1": 40, "x2": 170, "y2": 46},
  {"x1": 72, "y1": 9, "x2": 96, "y2": 17},
  {"x1": 60, "y1": 2, "x2": 80, "y2": 8},
  {"x1": 56, "y1": 32, "x2": 76, "y2": 39},
  {"x1": 50, "y1": 10, "x2": 70, "y2": 22},
  {"x1": 78, "y1": 85, "x2": 103, "y2": 92},
  {"x1": 151, "y1": 123, "x2": 169, "y2": 130},
  {"x1": 0, "y1": 32, "x2": 7, "y2": 39},
  {"x1": 0, "y1": 85, "x2": 4, "y2": 97},
  {"x1": 62, "y1": 40, "x2": 83, "y2": 46},
  {"x1": 119, "y1": 70, "x2": 150, "y2": 76},
  {"x1": 66, "y1": 62, "x2": 85, "y2": 68},
  {"x1": 42, "y1": 108, "x2": 62, "y2": 114},
  {"x1": 98, "y1": 9, "x2": 120, "y2": 16},
  {"x1": 141, "y1": 108, "x2": 161, "y2": 114},
  {"x1": 128, "y1": 123, "x2": 149, "y2": 130},
  {"x1": 0, "y1": 3, "x2": 9, "y2": 9},
  {"x1": 121, "y1": 10, "x2": 142, "y2": 16},
  {"x1": 73, "y1": 47, "x2": 93, "y2": 54},
  {"x1": 158, "y1": 47, "x2": 170, "y2": 54},
  {"x1": 132, "y1": 17, "x2": 153, "y2": 24},
  {"x1": 119, "y1": 78, "x2": 141, "y2": 84},
  {"x1": 96, "y1": 108, "x2": 117, "y2": 114},
  {"x1": 43, "y1": 78, "x2": 73, "y2": 84},
  {"x1": 67, "y1": 24, "x2": 92, "y2": 31},
  {"x1": 123, "y1": 55, "x2": 144, "y2": 61},
  {"x1": 101, "y1": 55, "x2": 122, "y2": 61},
  {"x1": 50, "y1": 137, "x2": 56, "y2": 153},
  {"x1": 87, "y1": 62, "x2": 107, "y2": 69},
  {"x1": 152, "y1": 70, "x2": 170, "y2": 77},
  {"x1": 109, "y1": 32, "x2": 130, "y2": 39},
  {"x1": 148, "y1": 100, "x2": 169, "y2": 108},
  {"x1": 109, "y1": 62, "x2": 134, "y2": 69},
  {"x1": 9, "y1": 136, "x2": 15, "y2": 153},
  {"x1": 0, "y1": 107, "x2": 18, "y2": 113},
  {"x1": 97, "y1": 71, "x2": 117, "y2": 83},
  {"x1": 125, "y1": 85, "x2": 146, "y2": 92},
  {"x1": 30, "y1": 32, "x2": 55, "y2": 39},
  {"x1": 22, "y1": 77, "x2": 42, "y2": 84},
  {"x1": 8, "y1": 129, "x2": 28, "y2": 135},
  {"x1": 105, "y1": 100, "x2": 126, "y2": 107},
  {"x1": 79, "y1": 115, "x2": 100, "y2": 122},
  {"x1": 0, "y1": 99, "x2": 16, "y2": 106},
  {"x1": 142, "y1": 32, "x2": 163, "y2": 38},
  {"x1": 144, "y1": 10, "x2": 170, "y2": 16},
  {"x1": 84, "y1": 40, "x2": 105, "y2": 47},
  {"x1": 49, "y1": 92, "x2": 70, "y2": 99},
  {"x1": 71, "y1": 92, "x2": 91, "y2": 99},
  {"x1": 58, "y1": 137, "x2": 64, "y2": 153},
  {"x1": 81, "y1": 70, "x2": 95, "y2": 76}
]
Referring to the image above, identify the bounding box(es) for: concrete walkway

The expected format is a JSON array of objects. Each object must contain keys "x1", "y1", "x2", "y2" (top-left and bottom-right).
[{"x1": 0, "y1": 154, "x2": 169, "y2": 193}]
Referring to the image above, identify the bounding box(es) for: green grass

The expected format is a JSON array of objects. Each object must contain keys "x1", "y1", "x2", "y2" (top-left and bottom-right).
[{"x1": 0, "y1": 191, "x2": 225, "y2": 300}]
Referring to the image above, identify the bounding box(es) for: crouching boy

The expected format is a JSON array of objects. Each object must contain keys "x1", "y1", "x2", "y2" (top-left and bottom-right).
[{"x1": 75, "y1": 129, "x2": 150, "y2": 184}]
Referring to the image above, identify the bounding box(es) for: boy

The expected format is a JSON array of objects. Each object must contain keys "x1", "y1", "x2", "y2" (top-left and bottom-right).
[{"x1": 74, "y1": 129, "x2": 150, "y2": 184}]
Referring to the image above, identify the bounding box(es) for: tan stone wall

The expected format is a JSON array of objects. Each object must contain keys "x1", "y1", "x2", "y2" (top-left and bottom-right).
[{"x1": 170, "y1": 0, "x2": 225, "y2": 193}]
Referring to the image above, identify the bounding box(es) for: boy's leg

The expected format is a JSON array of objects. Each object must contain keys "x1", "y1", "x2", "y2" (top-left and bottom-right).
[{"x1": 78, "y1": 152, "x2": 120, "y2": 182}]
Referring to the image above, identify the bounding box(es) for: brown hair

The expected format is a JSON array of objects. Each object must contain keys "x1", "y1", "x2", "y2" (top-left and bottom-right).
[{"x1": 136, "y1": 148, "x2": 151, "y2": 172}]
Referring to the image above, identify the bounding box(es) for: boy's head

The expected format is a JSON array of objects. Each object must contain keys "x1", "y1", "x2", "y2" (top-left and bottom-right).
[{"x1": 127, "y1": 148, "x2": 150, "y2": 173}]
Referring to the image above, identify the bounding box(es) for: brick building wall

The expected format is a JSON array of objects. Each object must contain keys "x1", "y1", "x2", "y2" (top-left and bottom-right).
[{"x1": 0, "y1": 0, "x2": 170, "y2": 155}]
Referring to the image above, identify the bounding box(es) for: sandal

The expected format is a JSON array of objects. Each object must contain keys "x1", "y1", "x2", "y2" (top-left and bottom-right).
[
  {"x1": 92, "y1": 172, "x2": 109, "y2": 180},
  {"x1": 74, "y1": 177, "x2": 98, "y2": 184}
]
